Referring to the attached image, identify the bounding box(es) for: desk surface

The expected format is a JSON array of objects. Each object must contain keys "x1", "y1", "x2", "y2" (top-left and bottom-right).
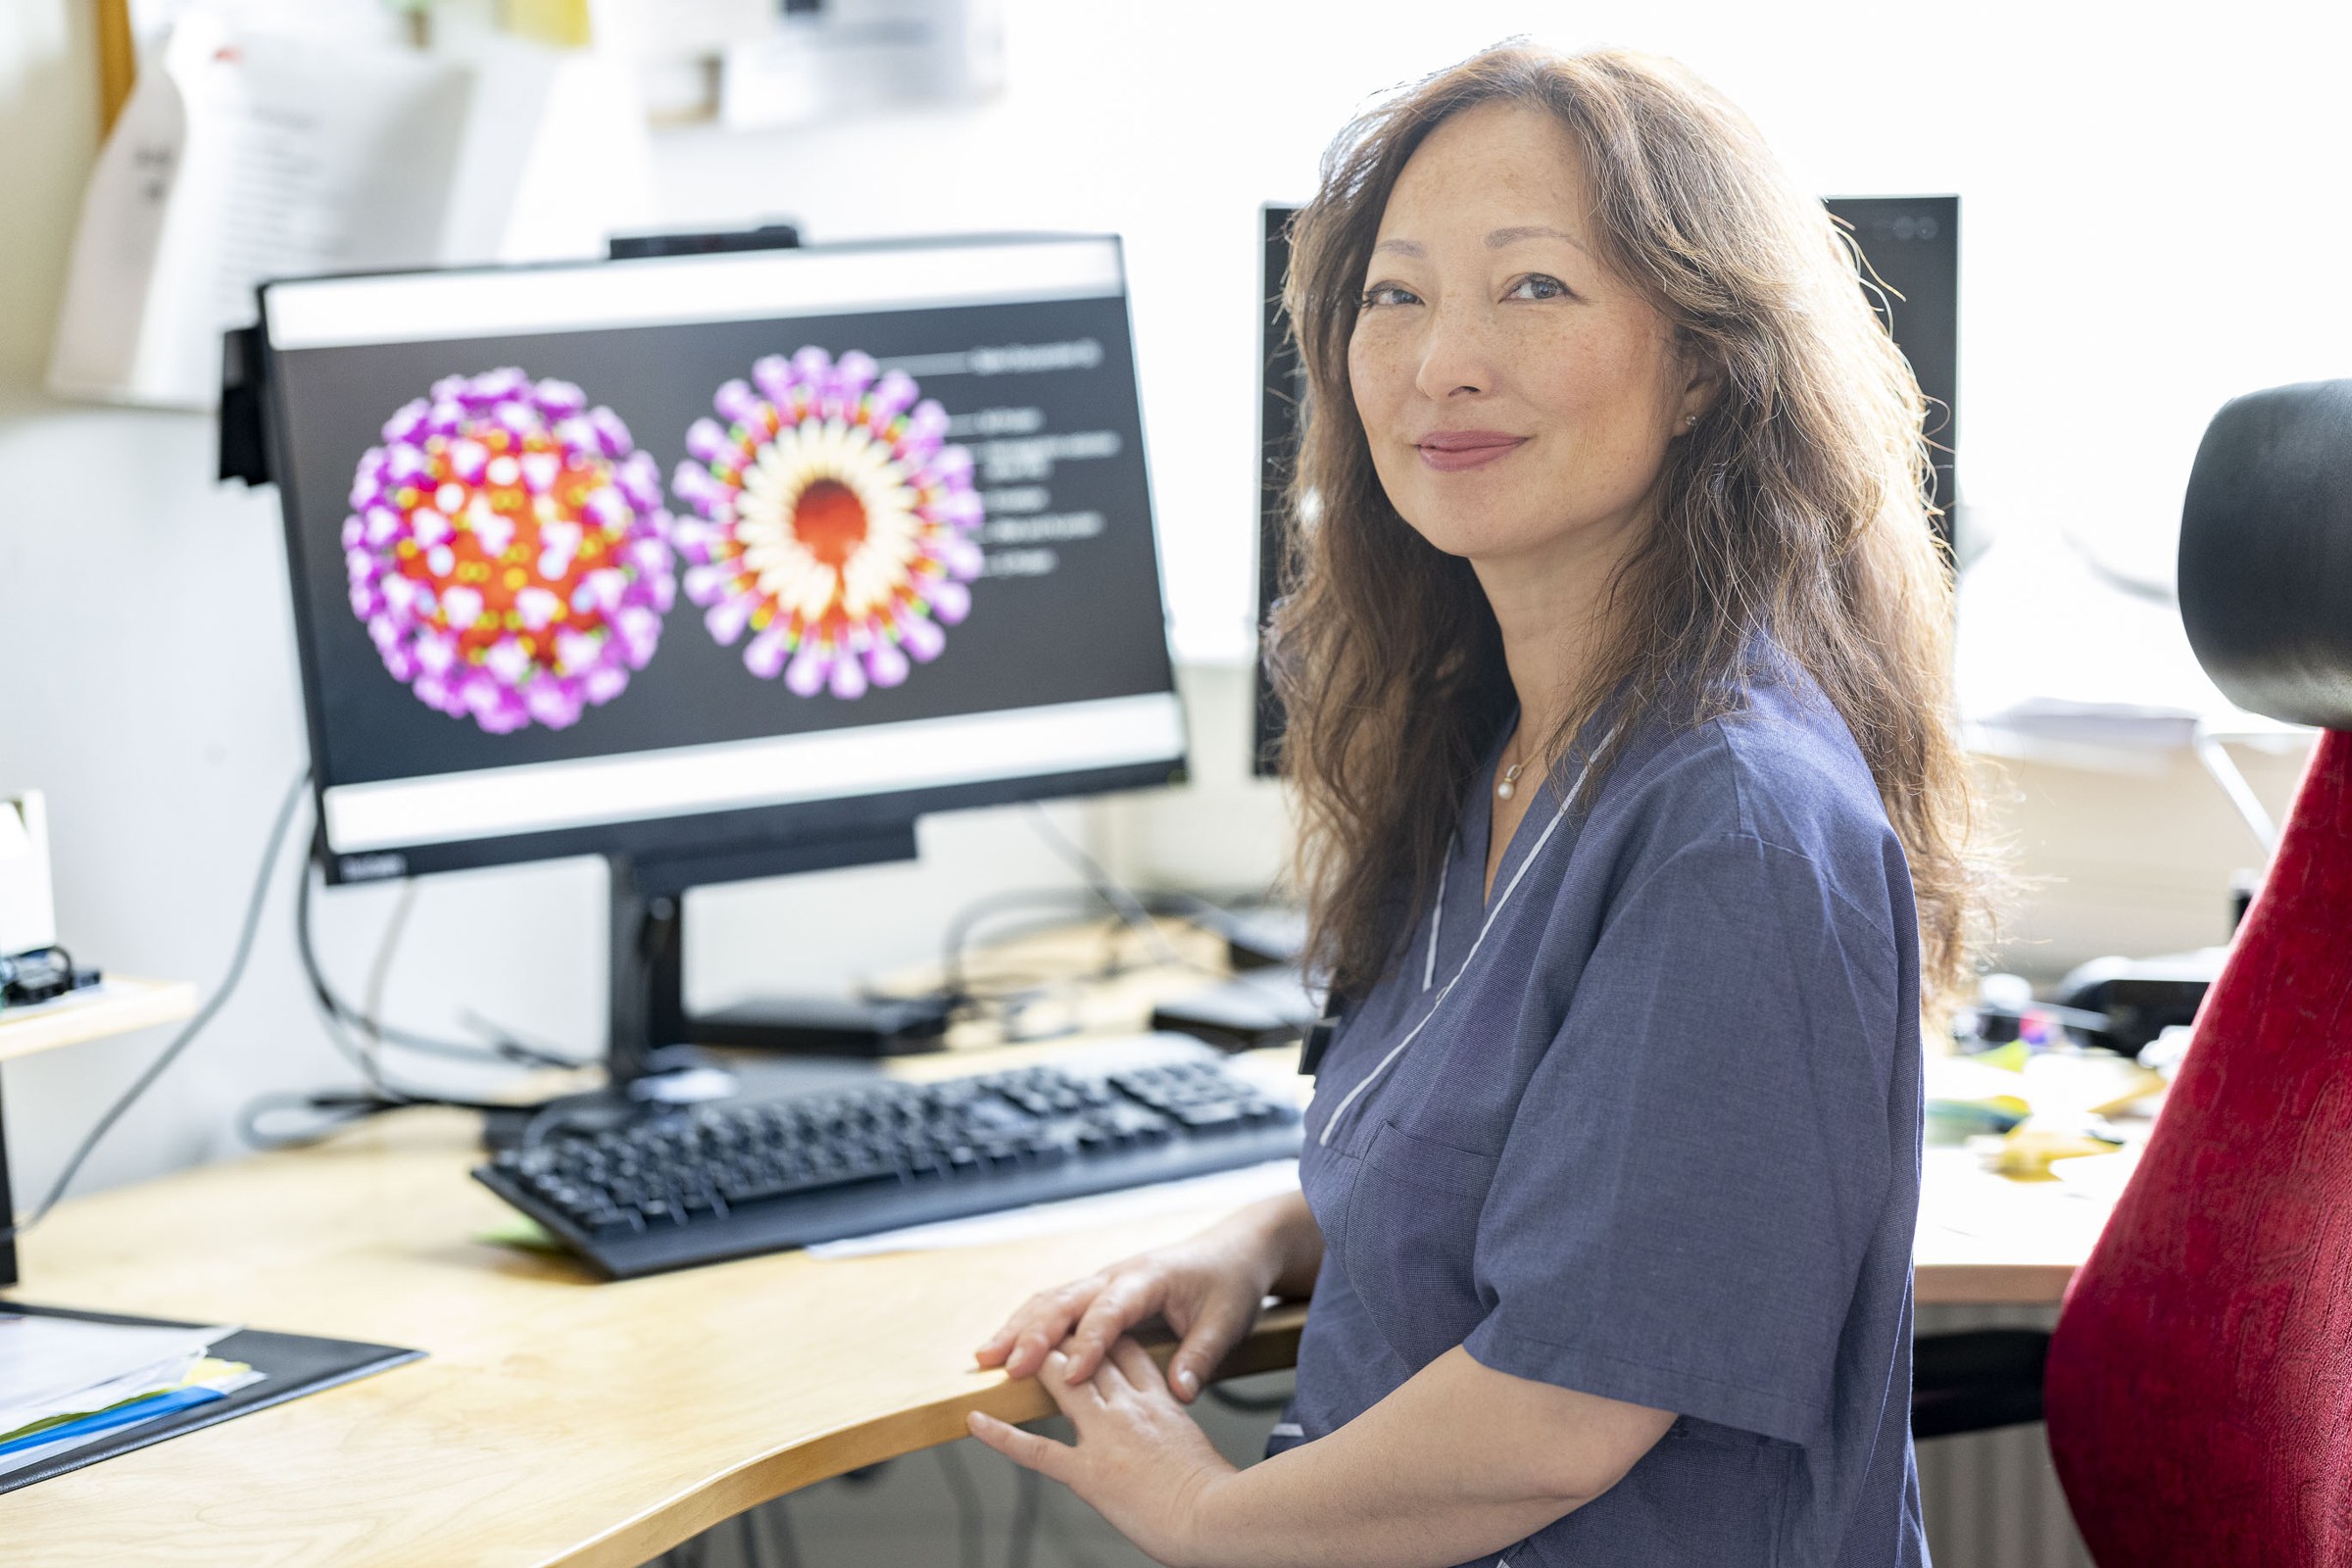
[
  {"x1": 0, "y1": 1090, "x2": 1303, "y2": 1568},
  {"x1": 0, "y1": 925, "x2": 2118, "y2": 1565},
  {"x1": 1, "y1": 1094, "x2": 2110, "y2": 1568}
]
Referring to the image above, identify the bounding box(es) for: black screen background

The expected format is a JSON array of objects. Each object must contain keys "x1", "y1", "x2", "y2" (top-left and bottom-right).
[{"x1": 270, "y1": 293, "x2": 1177, "y2": 793}]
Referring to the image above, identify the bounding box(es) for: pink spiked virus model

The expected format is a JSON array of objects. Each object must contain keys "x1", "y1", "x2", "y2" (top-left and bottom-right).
[
  {"x1": 669, "y1": 347, "x2": 985, "y2": 699},
  {"x1": 343, "y1": 369, "x2": 676, "y2": 733}
]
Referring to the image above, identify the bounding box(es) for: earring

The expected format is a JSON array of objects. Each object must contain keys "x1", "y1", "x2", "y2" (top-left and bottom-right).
[{"x1": 1685, "y1": 415, "x2": 1698, "y2": 427}]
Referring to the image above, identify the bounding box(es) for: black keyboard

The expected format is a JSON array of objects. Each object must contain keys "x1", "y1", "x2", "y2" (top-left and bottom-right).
[{"x1": 473, "y1": 1055, "x2": 1302, "y2": 1279}]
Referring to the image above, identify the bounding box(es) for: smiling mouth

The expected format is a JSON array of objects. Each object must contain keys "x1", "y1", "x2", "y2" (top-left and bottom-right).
[{"x1": 1415, "y1": 433, "x2": 1526, "y2": 471}]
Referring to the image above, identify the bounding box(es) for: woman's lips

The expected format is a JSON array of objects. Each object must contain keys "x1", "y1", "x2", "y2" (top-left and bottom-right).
[{"x1": 1414, "y1": 431, "x2": 1527, "y2": 472}]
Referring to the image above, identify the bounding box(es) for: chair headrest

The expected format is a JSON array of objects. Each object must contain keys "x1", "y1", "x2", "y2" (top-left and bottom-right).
[{"x1": 2179, "y1": 379, "x2": 2352, "y2": 730}]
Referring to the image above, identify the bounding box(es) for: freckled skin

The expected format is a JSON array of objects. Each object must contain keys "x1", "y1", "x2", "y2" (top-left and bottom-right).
[
  {"x1": 1348, "y1": 102, "x2": 1719, "y2": 896},
  {"x1": 1348, "y1": 101, "x2": 1706, "y2": 580}
]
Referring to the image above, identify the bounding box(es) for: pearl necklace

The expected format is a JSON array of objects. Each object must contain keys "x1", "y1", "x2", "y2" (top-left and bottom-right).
[{"x1": 1495, "y1": 747, "x2": 1526, "y2": 801}]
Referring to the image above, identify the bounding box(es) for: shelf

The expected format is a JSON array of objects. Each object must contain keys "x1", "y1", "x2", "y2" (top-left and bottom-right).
[{"x1": 0, "y1": 978, "x2": 199, "y2": 1065}]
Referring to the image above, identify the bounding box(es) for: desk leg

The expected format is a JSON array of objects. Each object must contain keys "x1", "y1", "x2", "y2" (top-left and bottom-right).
[{"x1": 0, "y1": 1067, "x2": 17, "y2": 1287}]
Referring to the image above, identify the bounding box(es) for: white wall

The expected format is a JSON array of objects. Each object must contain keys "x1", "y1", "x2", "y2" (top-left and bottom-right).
[
  {"x1": 642, "y1": 0, "x2": 2352, "y2": 647},
  {"x1": 2, "y1": 0, "x2": 2342, "y2": 1213}
]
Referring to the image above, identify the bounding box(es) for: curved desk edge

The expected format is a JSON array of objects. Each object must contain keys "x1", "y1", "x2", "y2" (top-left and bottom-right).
[{"x1": 576, "y1": 1302, "x2": 1310, "y2": 1567}]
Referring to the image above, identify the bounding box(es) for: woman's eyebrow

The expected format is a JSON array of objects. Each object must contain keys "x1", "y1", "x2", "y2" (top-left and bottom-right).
[
  {"x1": 1487, "y1": 224, "x2": 1590, "y2": 255},
  {"x1": 1372, "y1": 237, "x2": 1425, "y2": 258}
]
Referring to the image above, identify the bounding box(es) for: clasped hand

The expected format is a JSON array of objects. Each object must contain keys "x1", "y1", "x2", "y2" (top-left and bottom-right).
[
  {"x1": 967, "y1": 1225, "x2": 1285, "y2": 1566},
  {"x1": 969, "y1": 1340, "x2": 1235, "y2": 1566}
]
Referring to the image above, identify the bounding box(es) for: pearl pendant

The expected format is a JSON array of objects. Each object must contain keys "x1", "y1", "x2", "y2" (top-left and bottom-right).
[{"x1": 1495, "y1": 779, "x2": 1515, "y2": 800}]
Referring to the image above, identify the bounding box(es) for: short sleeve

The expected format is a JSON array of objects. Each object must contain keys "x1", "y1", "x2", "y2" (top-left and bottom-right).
[{"x1": 1462, "y1": 830, "x2": 1902, "y2": 1446}]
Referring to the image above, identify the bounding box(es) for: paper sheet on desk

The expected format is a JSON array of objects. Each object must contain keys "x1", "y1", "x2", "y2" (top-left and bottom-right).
[
  {"x1": 0, "y1": 1357, "x2": 266, "y2": 1479},
  {"x1": 807, "y1": 1159, "x2": 1301, "y2": 1259},
  {"x1": 0, "y1": 1315, "x2": 235, "y2": 1434},
  {"x1": 1916, "y1": 1147, "x2": 2121, "y2": 1250}
]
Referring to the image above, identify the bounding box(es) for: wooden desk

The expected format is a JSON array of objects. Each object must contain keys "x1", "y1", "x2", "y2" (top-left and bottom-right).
[
  {"x1": 0, "y1": 930, "x2": 2116, "y2": 1564},
  {"x1": 0, "y1": 1088, "x2": 1303, "y2": 1568},
  {"x1": 0, "y1": 1103, "x2": 2110, "y2": 1568}
]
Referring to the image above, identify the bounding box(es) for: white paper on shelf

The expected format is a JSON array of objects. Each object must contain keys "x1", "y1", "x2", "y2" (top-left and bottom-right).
[
  {"x1": 806, "y1": 1158, "x2": 1302, "y2": 1260},
  {"x1": 47, "y1": 13, "x2": 470, "y2": 409},
  {"x1": 47, "y1": 11, "x2": 653, "y2": 410},
  {"x1": 0, "y1": 791, "x2": 55, "y2": 956},
  {"x1": 126, "y1": 0, "x2": 406, "y2": 50},
  {"x1": 0, "y1": 1316, "x2": 235, "y2": 1435}
]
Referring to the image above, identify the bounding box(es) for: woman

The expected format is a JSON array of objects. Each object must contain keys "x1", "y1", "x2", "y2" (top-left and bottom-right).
[{"x1": 968, "y1": 42, "x2": 1983, "y2": 1568}]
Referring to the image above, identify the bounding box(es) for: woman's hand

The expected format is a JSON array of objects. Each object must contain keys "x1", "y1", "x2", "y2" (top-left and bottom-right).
[
  {"x1": 968, "y1": 1340, "x2": 1237, "y2": 1568},
  {"x1": 983, "y1": 1345, "x2": 1673, "y2": 1568},
  {"x1": 973, "y1": 1195, "x2": 1310, "y2": 1401}
]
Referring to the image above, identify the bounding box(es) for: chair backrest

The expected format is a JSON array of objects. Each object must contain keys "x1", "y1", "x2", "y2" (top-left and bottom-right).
[{"x1": 2044, "y1": 380, "x2": 2352, "y2": 1564}]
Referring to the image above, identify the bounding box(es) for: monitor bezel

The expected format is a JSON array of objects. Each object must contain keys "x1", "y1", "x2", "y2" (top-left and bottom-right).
[{"x1": 257, "y1": 233, "x2": 1190, "y2": 886}]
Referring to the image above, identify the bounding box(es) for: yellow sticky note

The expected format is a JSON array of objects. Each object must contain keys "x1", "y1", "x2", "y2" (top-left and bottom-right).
[
  {"x1": 499, "y1": 0, "x2": 593, "y2": 48},
  {"x1": 1994, "y1": 1120, "x2": 2124, "y2": 1180}
]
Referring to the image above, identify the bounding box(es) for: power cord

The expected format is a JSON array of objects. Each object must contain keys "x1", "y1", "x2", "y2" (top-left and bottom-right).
[
  {"x1": 292, "y1": 853, "x2": 584, "y2": 1077},
  {"x1": 360, "y1": 879, "x2": 418, "y2": 1058},
  {"x1": 0, "y1": 771, "x2": 306, "y2": 1245},
  {"x1": 245, "y1": 773, "x2": 588, "y2": 1148},
  {"x1": 938, "y1": 886, "x2": 1121, "y2": 1009},
  {"x1": 1022, "y1": 805, "x2": 1210, "y2": 976}
]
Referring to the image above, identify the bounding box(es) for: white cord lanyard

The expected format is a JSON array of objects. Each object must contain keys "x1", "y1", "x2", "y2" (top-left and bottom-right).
[{"x1": 1315, "y1": 732, "x2": 1613, "y2": 1149}]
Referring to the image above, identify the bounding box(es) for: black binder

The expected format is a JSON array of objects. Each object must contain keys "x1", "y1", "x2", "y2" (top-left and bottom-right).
[{"x1": 0, "y1": 1301, "x2": 422, "y2": 1495}]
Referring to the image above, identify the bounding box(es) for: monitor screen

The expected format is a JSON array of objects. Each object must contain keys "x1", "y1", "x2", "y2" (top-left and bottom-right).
[
  {"x1": 1252, "y1": 206, "x2": 1304, "y2": 777},
  {"x1": 1823, "y1": 195, "x2": 1959, "y2": 533},
  {"x1": 263, "y1": 235, "x2": 1186, "y2": 882}
]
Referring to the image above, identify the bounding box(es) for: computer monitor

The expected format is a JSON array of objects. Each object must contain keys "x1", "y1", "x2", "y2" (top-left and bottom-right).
[
  {"x1": 1250, "y1": 195, "x2": 1960, "y2": 775},
  {"x1": 1825, "y1": 195, "x2": 1959, "y2": 531},
  {"x1": 1252, "y1": 206, "x2": 1305, "y2": 777},
  {"x1": 256, "y1": 234, "x2": 1186, "y2": 1079}
]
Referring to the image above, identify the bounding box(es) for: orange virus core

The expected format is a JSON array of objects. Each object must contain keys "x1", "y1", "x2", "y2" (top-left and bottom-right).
[{"x1": 792, "y1": 477, "x2": 869, "y2": 570}]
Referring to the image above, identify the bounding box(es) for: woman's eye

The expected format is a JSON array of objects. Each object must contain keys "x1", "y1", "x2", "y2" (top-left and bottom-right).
[
  {"x1": 1505, "y1": 274, "x2": 1571, "y2": 302},
  {"x1": 1357, "y1": 283, "x2": 1422, "y2": 310}
]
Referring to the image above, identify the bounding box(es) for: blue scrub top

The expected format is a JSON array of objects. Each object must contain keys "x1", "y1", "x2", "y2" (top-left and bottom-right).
[{"x1": 1275, "y1": 662, "x2": 1929, "y2": 1567}]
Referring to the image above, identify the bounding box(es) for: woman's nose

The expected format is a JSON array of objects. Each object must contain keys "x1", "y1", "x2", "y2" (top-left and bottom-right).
[{"x1": 1412, "y1": 299, "x2": 1498, "y2": 402}]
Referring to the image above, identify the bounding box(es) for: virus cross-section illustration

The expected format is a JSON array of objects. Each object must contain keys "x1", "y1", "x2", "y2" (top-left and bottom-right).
[
  {"x1": 670, "y1": 347, "x2": 985, "y2": 700},
  {"x1": 343, "y1": 369, "x2": 676, "y2": 733}
]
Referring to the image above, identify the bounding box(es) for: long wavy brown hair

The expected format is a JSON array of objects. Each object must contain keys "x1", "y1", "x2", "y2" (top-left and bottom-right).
[{"x1": 1272, "y1": 43, "x2": 1991, "y2": 1010}]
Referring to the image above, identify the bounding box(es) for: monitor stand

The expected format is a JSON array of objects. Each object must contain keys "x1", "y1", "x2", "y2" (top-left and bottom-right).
[{"x1": 481, "y1": 827, "x2": 918, "y2": 1152}]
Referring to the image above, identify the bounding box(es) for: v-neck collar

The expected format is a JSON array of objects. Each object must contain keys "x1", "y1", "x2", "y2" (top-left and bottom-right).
[
  {"x1": 1460, "y1": 719, "x2": 1513, "y2": 918},
  {"x1": 1461, "y1": 704, "x2": 1608, "y2": 918}
]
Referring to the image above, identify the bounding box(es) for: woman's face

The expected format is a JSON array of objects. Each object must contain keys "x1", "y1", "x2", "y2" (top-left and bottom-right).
[{"x1": 1348, "y1": 102, "x2": 1711, "y2": 569}]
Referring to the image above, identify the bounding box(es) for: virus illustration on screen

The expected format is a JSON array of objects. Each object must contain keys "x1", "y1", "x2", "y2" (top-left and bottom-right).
[
  {"x1": 670, "y1": 347, "x2": 985, "y2": 700},
  {"x1": 343, "y1": 369, "x2": 676, "y2": 733}
]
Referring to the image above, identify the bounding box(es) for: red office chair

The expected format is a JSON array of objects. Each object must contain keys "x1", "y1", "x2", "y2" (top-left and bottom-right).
[{"x1": 2042, "y1": 380, "x2": 2352, "y2": 1563}]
